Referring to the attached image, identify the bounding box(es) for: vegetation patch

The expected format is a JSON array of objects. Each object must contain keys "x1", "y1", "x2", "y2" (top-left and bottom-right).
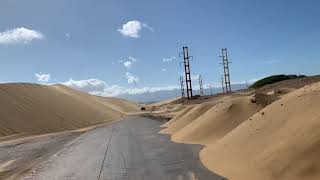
[{"x1": 250, "y1": 74, "x2": 306, "y2": 88}]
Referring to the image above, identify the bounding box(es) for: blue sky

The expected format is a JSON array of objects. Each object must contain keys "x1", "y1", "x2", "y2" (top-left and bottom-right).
[{"x1": 1, "y1": 0, "x2": 320, "y2": 96}]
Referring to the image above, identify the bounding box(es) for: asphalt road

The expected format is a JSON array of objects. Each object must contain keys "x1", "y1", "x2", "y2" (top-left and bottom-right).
[{"x1": 22, "y1": 117, "x2": 226, "y2": 180}]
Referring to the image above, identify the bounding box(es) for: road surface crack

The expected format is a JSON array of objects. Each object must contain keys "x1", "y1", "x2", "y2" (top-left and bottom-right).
[{"x1": 97, "y1": 128, "x2": 114, "y2": 180}]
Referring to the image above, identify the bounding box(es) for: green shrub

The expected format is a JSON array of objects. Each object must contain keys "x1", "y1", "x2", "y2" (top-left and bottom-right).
[{"x1": 250, "y1": 74, "x2": 306, "y2": 88}]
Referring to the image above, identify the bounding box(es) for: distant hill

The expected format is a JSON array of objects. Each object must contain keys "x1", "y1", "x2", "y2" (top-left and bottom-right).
[
  {"x1": 250, "y1": 74, "x2": 306, "y2": 88},
  {"x1": 118, "y1": 84, "x2": 248, "y2": 103}
]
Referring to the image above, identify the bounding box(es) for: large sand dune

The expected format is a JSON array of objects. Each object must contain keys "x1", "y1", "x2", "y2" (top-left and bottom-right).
[
  {"x1": 0, "y1": 83, "x2": 138, "y2": 137},
  {"x1": 160, "y1": 80, "x2": 320, "y2": 180},
  {"x1": 200, "y1": 82, "x2": 320, "y2": 180}
]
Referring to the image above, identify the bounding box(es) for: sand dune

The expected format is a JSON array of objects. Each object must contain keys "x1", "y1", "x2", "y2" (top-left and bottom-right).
[
  {"x1": 172, "y1": 96, "x2": 262, "y2": 145},
  {"x1": 160, "y1": 102, "x2": 215, "y2": 134},
  {"x1": 200, "y1": 82, "x2": 320, "y2": 180},
  {"x1": 0, "y1": 83, "x2": 138, "y2": 137},
  {"x1": 52, "y1": 84, "x2": 140, "y2": 113},
  {"x1": 160, "y1": 106, "x2": 194, "y2": 128},
  {"x1": 160, "y1": 80, "x2": 320, "y2": 180}
]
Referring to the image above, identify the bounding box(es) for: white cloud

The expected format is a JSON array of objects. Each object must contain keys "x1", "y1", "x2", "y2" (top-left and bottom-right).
[
  {"x1": 0, "y1": 27, "x2": 44, "y2": 44},
  {"x1": 142, "y1": 23, "x2": 154, "y2": 32},
  {"x1": 118, "y1": 21, "x2": 142, "y2": 38},
  {"x1": 35, "y1": 73, "x2": 50, "y2": 82},
  {"x1": 124, "y1": 85, "x2": 178, "y2": 95},
  {"x1": 128, "y1": 56, "x2": 137, "y2": 62},
  {"x1": 60, "y1": 78, "x2": 178, "y2": 97},
  {"x1": 121, "y1": 56, "x2": 137, "y2": 69},
  {"x1": 117, "y1": 20, "x2": 153, "y2": 38},
  {"x1": 125, "y1": 72, "x2": 139, "y2": 84},
  {"x1": 162, "y1": 56, "x2": 176, "y2": 62},
  {"x1": 123, "y1": 61, "x2": 132, "y2": 69},
  {"x1": 62, "y1": 78, "x2": 107, "y2": 92},
  {"x1": 161, "y1": 68, "x2": 167, "y2": 72}
]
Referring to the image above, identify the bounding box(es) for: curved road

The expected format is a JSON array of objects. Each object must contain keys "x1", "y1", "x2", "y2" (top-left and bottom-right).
[{"x1": 22, "y1": 117, "x2": 226, "y2": 180}]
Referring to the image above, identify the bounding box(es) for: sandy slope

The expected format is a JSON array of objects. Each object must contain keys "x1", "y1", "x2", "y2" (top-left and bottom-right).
[
  {"x1": 200, "y1": 82, "x2": 320, "y2": 180},
  {"x1": 0, "y1": 83, "x2": 138, "y2": 137},
  {"x1": 160, "y1": 106, "x2": 194, "y2": 128},
  {"x1": 52, "y1": 84, "x2": 140, "y2": 113},
  {"x1": 173, "y1": 96, "x2": 262, "y2": 145},
  {"x1": 160, "y1": 102, "x2": 215, "y2": 134},
  {"x1": 161, "y1": 80, "x2": 320, "y2": 180}
]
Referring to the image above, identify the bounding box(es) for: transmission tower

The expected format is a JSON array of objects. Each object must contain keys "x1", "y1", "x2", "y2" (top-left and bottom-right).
[
  {"x1": 180, "y1": 76, "x2": 185, "y2": 98},
  {"x1": 221, "y1": 76, "x2": 225, "y2": 93},
  {"x1": 246, "y1": 80, "x2": 249, "y2": 88},
  {"x1": 220, "y1": 48, "x2": 232, "y2": 93},
  {"x1": 199, "y1": 75, "x2": 203, "y2": 96},
  {"x1": 181, "y1": 46, "x2": 193, "y2": 99}
]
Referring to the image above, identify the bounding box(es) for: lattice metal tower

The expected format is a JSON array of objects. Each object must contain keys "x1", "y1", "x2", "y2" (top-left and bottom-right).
[
  {"x1": 180, "y1": 76, "x2": 185, "y2": 98},
  {"x1": 198, "y1": 75, "x2": 204, "y2": 96},
  {"x1": 220, "y1": 48, "x2": 232, "y2": 93},
  {"x1": 221, "y1": 75, "x2": 225, "y2": 93},
  {"x1": 182, "y1": 46, "x2": 193, "y2": 99}
]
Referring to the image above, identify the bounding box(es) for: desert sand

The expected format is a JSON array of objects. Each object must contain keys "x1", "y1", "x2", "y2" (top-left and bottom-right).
[
  {"x1": 158, "y1": 76, "x2": 320, "y2": 180},
  {"x1": 200, "y1": 82, "x2": 320, "y2": 180},
  {"x1": 0, "y1": 83, "x2": 139, "y2": 138}
]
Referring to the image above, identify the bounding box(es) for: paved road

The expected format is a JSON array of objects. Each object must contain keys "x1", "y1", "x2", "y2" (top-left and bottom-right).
[{"x1": 22, "y1": 117, "x2": 226, "y2": 180}]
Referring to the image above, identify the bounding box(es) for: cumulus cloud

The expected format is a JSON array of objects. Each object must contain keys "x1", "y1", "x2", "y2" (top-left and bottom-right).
[
  {"x1": 123, "y1": 61, "x2": 132, "y2": 69},
  {"x1": 61, "y1": 78, "x2": 178, "y2": 97},
  {"x1": 0, "y1": 27, "x2": 44, "y2": 44},
  {"x1": 35, "y1": 73, "x2": 50, "y2": 82},
  {"x1": 62, "y1": 78, "x2": 107, "y2": 92},
  {"x1": 125, "y1": 72, "x2": 139, "y2": 84},
  {"x1": 161, "y1": 68, "x2": 167, "y2": 72},
  {"x1": 118, "y1": 20, "x2": 153, "y2": 38},
  {"x1": 162, "y1": 56, "x2": 176, "y2": 62}
]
